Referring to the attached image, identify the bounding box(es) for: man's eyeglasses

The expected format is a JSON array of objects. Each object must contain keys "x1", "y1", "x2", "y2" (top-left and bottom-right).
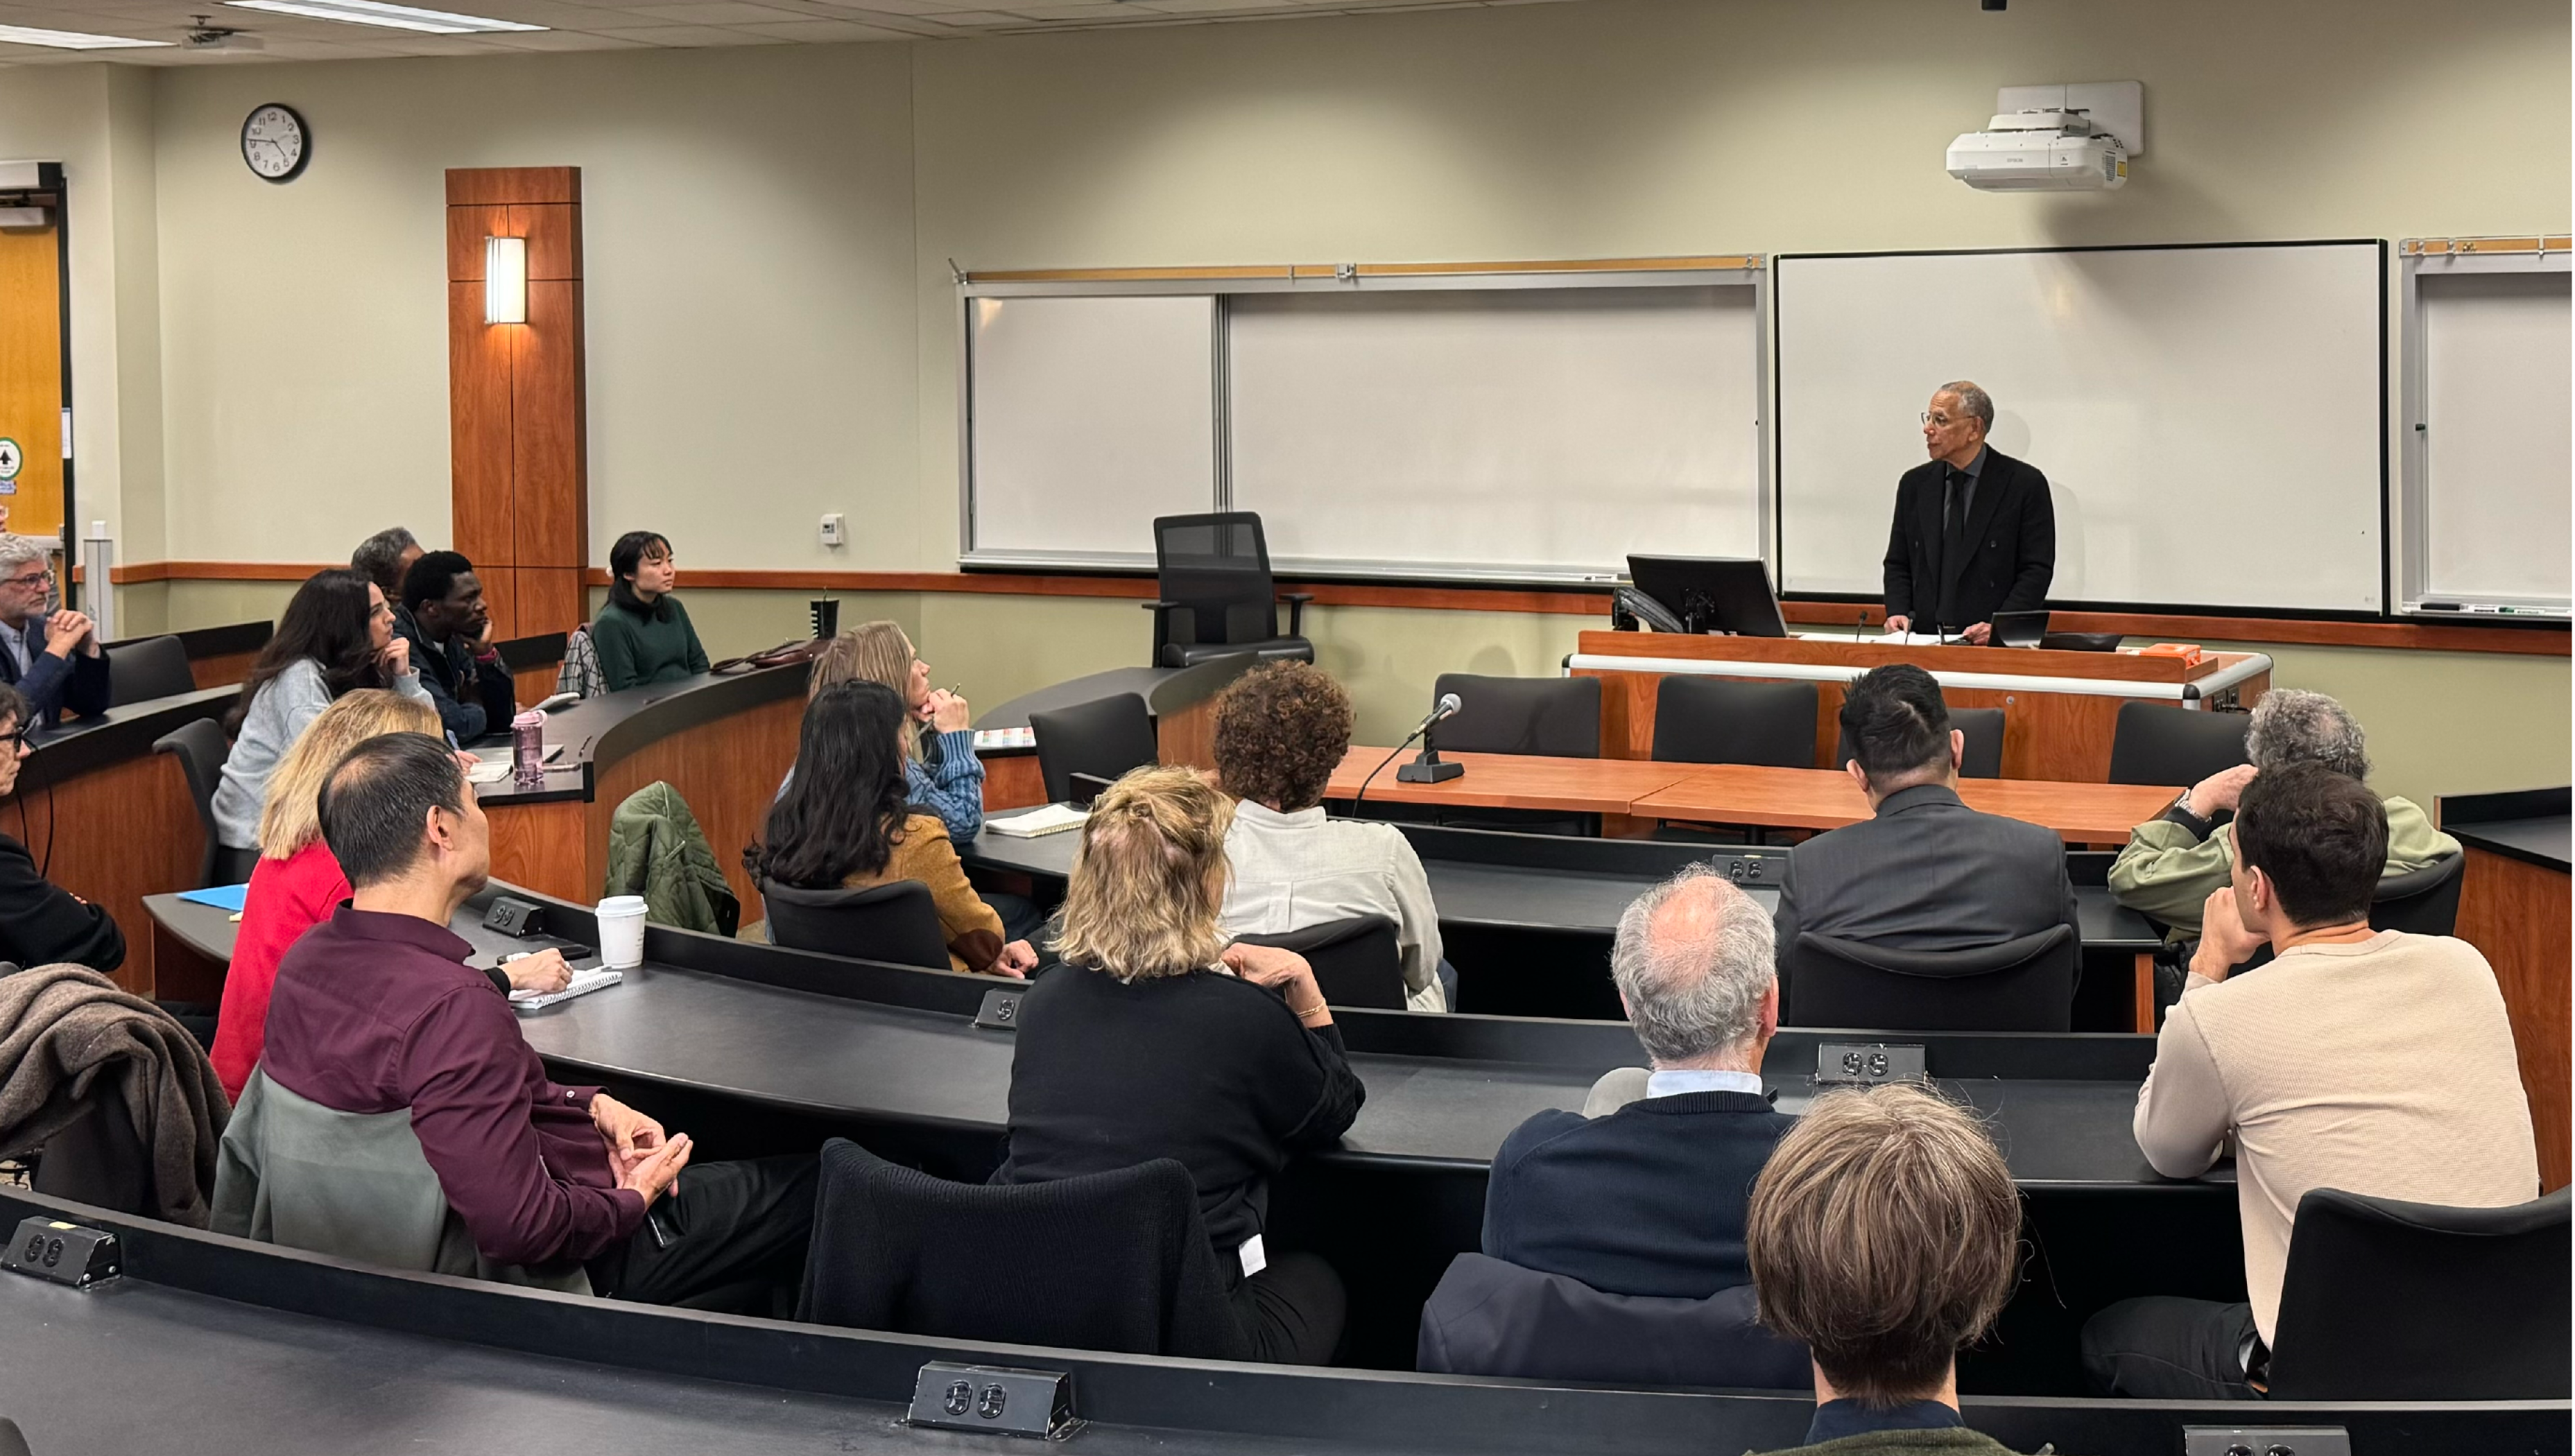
[
  {"x1": 0, "y1": 727, "x2": 31, "y2": 753},
  {"x1": 1920, "y1": 413, "x2": 1968, "y2": 427},
  {"x1": 3, "y1": 570, "x2": 54, "y2": 590}
]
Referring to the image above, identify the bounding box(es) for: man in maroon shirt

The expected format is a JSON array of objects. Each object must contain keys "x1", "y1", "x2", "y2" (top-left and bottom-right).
[{"x1": 262, "y1": 731, "x2": 813, "y2": 1306}]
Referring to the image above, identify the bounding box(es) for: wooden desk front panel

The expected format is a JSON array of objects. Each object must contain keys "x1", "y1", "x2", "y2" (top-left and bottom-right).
[
  {"x1": 188, "y1": 652, "x2": 259, "y2": 691},
  {"x1": 983, "y1": 754, "x2": 1045, "y2": 814},
  {"x1": 584, "y1": 693, "x2": 804, "y2": 915},
  {"x1": 1323, "y1": 746, "x2": 1696, "y2": 815},
  {"x1": 1633, "y1": 765, "x2": 2180, "y2": 844},
  {"x1": 31, "y1": 753, "x2": 206, "y2": 998},
  {"x1": 2454, "y1": 844, "x2": 2572, "y2": 1192}
]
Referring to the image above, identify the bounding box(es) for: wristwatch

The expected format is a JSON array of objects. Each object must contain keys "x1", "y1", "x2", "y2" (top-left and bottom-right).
[{"x1": 2173, "y1": 788, "x2": 2196, "y2": 818}]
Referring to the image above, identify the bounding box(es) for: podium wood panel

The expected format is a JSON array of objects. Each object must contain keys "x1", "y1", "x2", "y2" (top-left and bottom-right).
[
  {"x1": 1323, "y1": 747, "x2": 1697, "y2": 815},
  {"x1": 1635, "y1": 765, "x2": 2178, "y2": 844},
  {"x1": 34, "y1": 753, "x2": 204, "y2": 998},
  {"x1": 2453, "y1": 844, "x2": 2572, "y2": 1191}
]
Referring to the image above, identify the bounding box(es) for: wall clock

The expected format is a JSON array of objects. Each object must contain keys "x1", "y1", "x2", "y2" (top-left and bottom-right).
[{"x1": 241, "y1": 103, "x2": 309, "y2": 184}]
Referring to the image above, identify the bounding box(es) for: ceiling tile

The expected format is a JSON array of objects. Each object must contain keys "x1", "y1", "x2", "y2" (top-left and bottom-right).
[
  {"x1": 732, "y1": 15, "x2": 907, "y2": 37},
  {"x1": 617, "y1": 0, "x2": 807, "y2": 21},
  {"x1": 576, "y1": 20, "x2": 782, "y2": 41}
]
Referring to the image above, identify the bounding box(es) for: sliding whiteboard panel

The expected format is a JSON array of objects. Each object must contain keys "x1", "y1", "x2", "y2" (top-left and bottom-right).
[
  {"x1": 1777, "y1": 244, "x2": 2384, "y2": 613},
  {"x1": 965, "y1": 295, "x2": 1216, "y2": 566},
  {"x1": 1228, "y1": 287, "x2": 1761, "y2": 579},
  {"x1": 2408, "y1": 267, "x2": 2572, "y2": 610}
]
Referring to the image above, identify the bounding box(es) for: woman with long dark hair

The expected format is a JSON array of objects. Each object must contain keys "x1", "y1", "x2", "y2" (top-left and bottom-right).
[
  {"x1": 591, "y1": 530, "x2": 709, "y2": 692},
  {"x1": 747, "y1": 680, "x2": 1035, "y2": 977},
  {"x1": 212, "y1": 568, "x2": 430, "y2": 853}
]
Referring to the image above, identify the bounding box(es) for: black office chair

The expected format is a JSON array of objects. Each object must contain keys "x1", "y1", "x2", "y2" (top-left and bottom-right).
[
  {"x1": 1232, "y1": 915, "x2": 1404, "y2": 1009},
  {"x1": 759, "y1": 878, "x2": 950, "y2": 971},
  {"x1": 2266, "y1": 1185, "x2": 2570, "y2": 1401},
  {"x1": 153, "y1": 717, "x2": 255, "y2": 888},
  {"x1": 1425, "y1": 675, "x2": 1603, "y2": 836},
  {"x1": 107, "y1": 634, "x2": 193, "y2": 708},
  {"x1": 1784, "y1": 924, "x2": 2076, "y2": 1032},
  {"x1": 2105, "y1": 701, "x2": 2250, "y2": 789},
  {"x1": 1029, "y1": 693, "x2": 1158, "y2": 805},
  {"x1": 29, "y1": 1085, "x2": 151, "y2": 1217},
  {"x1": 799, "y1": 1138, "x2": 1251, "y2": 1360},
  {"x1": 1417, "y1": 1253, "x2": 1808, "y2": 1389},
  {"x1": 1145, "y1": 512, "x2": 1314, "y2": 669},
  {"x1": 1836, "y1": 706, "x2": 2004, "y2": 780},
  {"x1": 1650, "y1": 677, "x2": 1817, "y2": 768},
  {"x1": 2370, "y1": 851, "x2": 2465, "y2": 937}
]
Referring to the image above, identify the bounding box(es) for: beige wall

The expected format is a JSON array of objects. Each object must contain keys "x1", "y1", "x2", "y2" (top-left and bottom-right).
[{"x1": 0, "y1": 0, "x2": 2563, "y2": 802}]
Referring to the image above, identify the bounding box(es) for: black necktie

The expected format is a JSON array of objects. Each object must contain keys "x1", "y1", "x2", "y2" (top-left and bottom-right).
[{"x1": 1944, "y1": 467, "x2": 1971, "y2": 555}]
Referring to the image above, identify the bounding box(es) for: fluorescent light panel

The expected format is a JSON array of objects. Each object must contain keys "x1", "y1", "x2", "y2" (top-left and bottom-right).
[
  {"x1": 226, "y1": 0, "x2": 544, "y2": 33},
  {"x1": 0, "y1": 23, "x2": 170, "y2": 48}
]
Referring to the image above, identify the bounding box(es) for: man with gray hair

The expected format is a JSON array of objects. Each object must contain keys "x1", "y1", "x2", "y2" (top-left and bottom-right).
[
  {"x1": 1478, "y1": 867, "x2": 1795, "y2": 1298},
  {"x1": 2109, "y1": 688, "x2": 2458, "y2": 933},
  {"x1": 0, "y1": 535, "x2": 106, "y2": 726},
  {"x1": 1881, "y1": 379, "x2": 2056, "y2": 645}
]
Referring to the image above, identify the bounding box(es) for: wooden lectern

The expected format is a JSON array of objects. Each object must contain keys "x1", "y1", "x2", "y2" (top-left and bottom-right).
[{"x1": 1570, "y1": 632, "x2": 2272, "y2": 782}]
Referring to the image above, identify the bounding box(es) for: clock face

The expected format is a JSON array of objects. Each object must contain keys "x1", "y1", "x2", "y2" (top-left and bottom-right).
[{"x1": 241, "y1": 103, "x2": 309, "y2": 183}]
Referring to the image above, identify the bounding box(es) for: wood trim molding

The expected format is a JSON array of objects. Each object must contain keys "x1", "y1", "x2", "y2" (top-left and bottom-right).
[{"x1": 102, "y1": 562, "x2": 2570, "y2": 656}]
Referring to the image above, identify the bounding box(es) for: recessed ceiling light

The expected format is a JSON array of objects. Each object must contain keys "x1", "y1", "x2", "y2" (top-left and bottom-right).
[
  {"x1": 225, "y1": 0, "x2": 543, "y2": 34},
  {"x1": 0, "y1": 23, "x2": 171, "y2": 48}
]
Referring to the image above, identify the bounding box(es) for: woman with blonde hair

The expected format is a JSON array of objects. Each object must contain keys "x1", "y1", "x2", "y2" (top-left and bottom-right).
[
  {"x1": 207, "y1": 689, "x2": 569, "y2": 1100},
  {"x1": 994, "y1": 765, "x2": 1363, "y2": 1367},
  {"x1": 800, "y1": 621, "x2": 983, "y2": 842}
]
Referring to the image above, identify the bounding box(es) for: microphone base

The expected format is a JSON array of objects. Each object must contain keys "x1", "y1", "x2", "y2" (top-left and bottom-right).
[{"x1": 1396, "y1": 756, "x2": 1465, "y2": 784}]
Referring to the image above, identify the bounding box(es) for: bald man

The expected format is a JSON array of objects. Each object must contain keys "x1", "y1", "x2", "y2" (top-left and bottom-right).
[{"x1": 1881, "y1": 381, "x2": 2055, "y2": 646}]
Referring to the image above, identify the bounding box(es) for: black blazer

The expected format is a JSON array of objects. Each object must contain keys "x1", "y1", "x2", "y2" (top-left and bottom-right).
[
  {"x1": 1773, "y1": 783, "x2": 2079, "y2": 962},
  {"x1": 1882, "y1": 447, "x2": 2056, "y2": 630},
  {"x1": 1481, "y1": 1090, "x2": 1793, "y2": 1300}
]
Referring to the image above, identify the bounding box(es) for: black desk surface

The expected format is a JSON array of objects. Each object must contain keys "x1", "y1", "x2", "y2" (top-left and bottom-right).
[
  {"x1": 144, "y1": 890, "x2": 2184, "y2": 1188},
  {"x1": 2438, "y1": 788, "x2": 2572, "y2": 872},
  {"x1": 465, "y1": 663, "x2": 805, "y2": 806},
  {"x1": 963, "y1": 821, "x2": 2163, "y2": 949},
  {"x1": 26, "y1": 684, "x2": 233, "y2": 781}
]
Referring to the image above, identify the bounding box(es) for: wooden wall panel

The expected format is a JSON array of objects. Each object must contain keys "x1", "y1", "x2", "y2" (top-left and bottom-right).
[
  {"x1": 512, "y1": 279, "x2": 587, "y2": 586},
  {"x1": 447, "y1": 281, "x2": 515, "y2": 569},
  {"x1": 2453, "y1": 845, "x2": 2573, "y2": 1192},
  {"x1": 447, "y1": 166, "x2": 579, "y2": 207},
  {"x1": 515, "y1": 567, "x2": 583, "y2": 643},
  {"x1": 513, "y1": 203, "x2": 581, "y2": 281},
  {"x1": 445, "y1": 205, "x2": 507, "y2": 282},
  {"x1": 477, "y1": 566, "x2": 522, "y2": 642}
]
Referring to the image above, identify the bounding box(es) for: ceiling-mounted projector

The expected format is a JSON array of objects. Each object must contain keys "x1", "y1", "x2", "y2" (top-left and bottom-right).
[{"x1": 1947, "y1": 81, "x2": 2143, "y2": 192}]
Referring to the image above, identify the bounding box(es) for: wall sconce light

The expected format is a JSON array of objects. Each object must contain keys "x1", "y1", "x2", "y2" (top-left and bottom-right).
[{"x1": 484, "y1": 235, "x2": 526, "y2": 324}]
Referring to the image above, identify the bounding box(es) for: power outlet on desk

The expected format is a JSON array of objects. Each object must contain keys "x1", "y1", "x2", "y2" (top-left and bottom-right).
[
  {"x1": 1814, "y1": 1043, "x2": 1927, "y2": 1087},
  {"x1": 908, "y1": 1362, "x2": 1080, "y2": 1440},
  {"x1": 2182, "y1": 1429, "x2": 2349, "y2": 1456},
  {"x1": 3, "y1": 1216, "x2": 120, "y2": 1289},
  {"x1": 1706, "y1": 854, "x2": 1778, "y2": 885},
  {"x1": 974, "y1": 989, "x2": 1026, "y2": 1031}
]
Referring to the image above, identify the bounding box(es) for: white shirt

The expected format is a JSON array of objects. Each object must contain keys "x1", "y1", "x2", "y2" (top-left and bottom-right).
[
  {"x1": 1219, "y1": 799, "x2": 1447, "y2": 1012},
  {"x1": 1645, "y1": 1068, "x2": 1765, "y2": 1100}
]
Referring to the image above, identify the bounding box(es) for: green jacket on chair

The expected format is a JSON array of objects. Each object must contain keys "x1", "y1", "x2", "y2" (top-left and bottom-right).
[{"x1": 603, "y1": 780, "x2": 741, "y2": 939}]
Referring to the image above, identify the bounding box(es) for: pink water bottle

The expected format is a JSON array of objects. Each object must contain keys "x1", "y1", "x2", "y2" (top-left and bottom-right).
[{"x1": 510, "y1": 710, "x2": 546, "y2": 788}]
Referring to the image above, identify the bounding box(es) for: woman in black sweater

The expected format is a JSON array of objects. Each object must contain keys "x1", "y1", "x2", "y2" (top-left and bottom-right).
[
  {"x1": 997, "y1": 765, "x2": 1363, "y2": 1367},
  {"x1": 0, "y1": 684, "x2": 123, "y2": 973}
]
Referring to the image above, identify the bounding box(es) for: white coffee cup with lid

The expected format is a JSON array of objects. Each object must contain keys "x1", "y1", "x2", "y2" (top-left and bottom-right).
[{"x1": 596, "y1": 895, "x2": 648, "y2": 969}]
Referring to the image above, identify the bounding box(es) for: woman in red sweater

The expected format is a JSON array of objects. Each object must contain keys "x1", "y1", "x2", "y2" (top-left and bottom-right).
[{"x1": 212, "y1": 690, "x2": 445, "y2": 1098}]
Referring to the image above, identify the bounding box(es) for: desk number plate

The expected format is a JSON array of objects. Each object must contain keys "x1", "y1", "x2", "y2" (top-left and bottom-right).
[
  {"x1": 908, "y1": 1362, "x2": 1081, "y2": 1440},
  {"x1": 1814, "y1": 1043, "x2": 1927, "y2": 1086},
  {"x1": 974, "y1": 988, "x2": 1026, "y2": 1031},
  {"x1": 2182, "y1": 1428, "x2": 2350, "y2": 1456},
  {"x1": 3, "y1": 1217, "x2": 120, "y2": 1288}
]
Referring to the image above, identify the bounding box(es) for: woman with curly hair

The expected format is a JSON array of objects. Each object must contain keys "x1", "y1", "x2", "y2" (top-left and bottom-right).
[{"x1": 1211, "y1": 661, "x2": 1449, "y2": 1012}]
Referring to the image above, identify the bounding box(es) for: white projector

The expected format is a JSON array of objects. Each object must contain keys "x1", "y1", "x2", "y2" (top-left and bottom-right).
[{"x1": 1947, "y1": 110, "x2": 2128, "y2": 191}]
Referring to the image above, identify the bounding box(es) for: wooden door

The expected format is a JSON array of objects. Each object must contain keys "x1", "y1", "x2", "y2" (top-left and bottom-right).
[{"x1": 0, "y1": 218, "x2": 65, "y2": 541}]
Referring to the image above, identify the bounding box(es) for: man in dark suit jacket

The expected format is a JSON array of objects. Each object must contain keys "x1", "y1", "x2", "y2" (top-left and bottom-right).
[
  {"x1": 1481, "y1": 867, "x2": 1795, "y2": 1300},
  {"x1": 1774, "y1": 664, "x2": 2079, "y2": 1007},
  {"x1": 1882, "y1": 381, "x2": 2054, "y2": 645},
  {"x1": 0, "y1": 536, "x2": 107, "y2": 727}
]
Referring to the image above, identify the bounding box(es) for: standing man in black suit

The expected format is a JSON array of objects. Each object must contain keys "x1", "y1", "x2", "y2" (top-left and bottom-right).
[
  {"x1": 1881, "y1": 381, "x2": 2054, "y2": 646},
  {"x1": 1773, "y1": 666, "x2": 2079, "y2": 1016}
]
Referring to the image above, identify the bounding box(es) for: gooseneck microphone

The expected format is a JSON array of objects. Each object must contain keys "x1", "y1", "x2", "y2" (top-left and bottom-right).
[{"x1": 1354, "y1": 693, "x2": 1463, "y2": 810}]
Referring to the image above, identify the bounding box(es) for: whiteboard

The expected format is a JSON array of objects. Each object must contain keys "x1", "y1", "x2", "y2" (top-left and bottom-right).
[
  {"x1": 2413, "y1": 269, "x2": 2572, "y2": 607},
  {"x1": 1226, "y1": 287, "x2": 1762, "y2": 578},
  {"x1": 965, "y1": 295, "x2": 1216, "y2": 565},
  {"x1": 1776, "y1": 244, "x2": 2385, "y2": 613}
]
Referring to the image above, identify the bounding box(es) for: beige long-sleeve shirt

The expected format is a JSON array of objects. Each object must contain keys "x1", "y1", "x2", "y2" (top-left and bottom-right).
[
  {"x1": 2134, "y1": 930, "x2": 2539, "y2": 1344},
  {"x1": 1219, "y1": 801, "x2": 1447, "y2": 1013}
]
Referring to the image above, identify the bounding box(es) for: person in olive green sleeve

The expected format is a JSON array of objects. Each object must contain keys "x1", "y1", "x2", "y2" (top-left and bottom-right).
[
  {"x1": 2108, "y1": 689, "x2": 2457, "y2": 934},
  {"x1": 590, "y1": 530, "x2": 711, "y2": 693}
]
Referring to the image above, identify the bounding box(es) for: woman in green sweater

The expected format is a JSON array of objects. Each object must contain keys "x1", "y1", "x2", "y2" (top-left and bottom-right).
[{"x1": 592, "y1": 530, "x2": 711, "y2": 691}]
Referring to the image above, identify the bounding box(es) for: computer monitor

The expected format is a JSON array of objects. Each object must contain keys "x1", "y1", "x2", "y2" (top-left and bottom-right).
[{"x1": 1624, "y1": 556, "x2": 1789, "y2": 638}]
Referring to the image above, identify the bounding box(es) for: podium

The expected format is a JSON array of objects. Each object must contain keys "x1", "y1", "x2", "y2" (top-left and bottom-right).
[{"x1": 1569, "y1": 632, "x2": 2273, "y2": 783}]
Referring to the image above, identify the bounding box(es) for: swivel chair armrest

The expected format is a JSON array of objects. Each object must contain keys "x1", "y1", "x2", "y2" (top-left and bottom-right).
[
  {"x1": 1277, "y1": 591, "x2": 1314, "y2": 636},
  {"x1": 1141, "y1": 600, "x2": 1182, "y2": 616}
]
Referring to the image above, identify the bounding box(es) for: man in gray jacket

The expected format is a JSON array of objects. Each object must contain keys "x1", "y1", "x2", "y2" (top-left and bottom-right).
[{"x1": 1773, "y1": 665, "x2": 2078, "y2": 1019}]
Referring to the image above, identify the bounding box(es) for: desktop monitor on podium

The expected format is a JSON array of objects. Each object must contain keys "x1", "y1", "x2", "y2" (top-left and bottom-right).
[{"x1": 1624, "y1": 556, "x2": 1789, "y2": 638}]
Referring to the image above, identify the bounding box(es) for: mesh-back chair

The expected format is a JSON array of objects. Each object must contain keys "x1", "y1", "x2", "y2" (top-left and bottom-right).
[
  {"x1": 1232, "y1": 915, "x2": 1404, "y2": 1009},
  {"x1": 1029, "y1": 694, "x2": 1158, "y2": 805},
  {"x1": 759, "y1": 878, "x2": 951, "y2": 971},
  {"x1": 1651, "y1": 678, "x2": 1818, "y2": 768},
  {"x1": 799, "y1": 1138, "x2": 1251, "y2": 1360},
  {"x1": 1424, "y1": 675, "x2": 1603, "y2": 835},
  {"x1": 1146, "y1": 513, "x2": 1314, "y2": 669},
  {"x1": 2266, "y1": 1186, "x2": 2569, "y2": 1401},
  {"x1": 1836, "y1": 707, "x2": 2004, "y2": 780},
  {"x1": 2106, "y1": 702, "x2": 2251, "y2": 788},
  {"x1": 107, "y1": 634, "x2": 194, "y2": 707},
  {"x1": 1784, "y1": 924, "x2": 2076, "y2": 1032},
  {"x1": 2370, "y1": 851, "x2": 2465, "y2": 936},
  {"x1": 154, "y1": 717, "x2": 255, "y2": 888}
]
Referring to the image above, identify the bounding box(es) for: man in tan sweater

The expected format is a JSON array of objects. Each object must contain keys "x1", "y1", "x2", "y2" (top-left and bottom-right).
[{"x1": 2083, "y1": 763, "x2": 2538, "y2": 1398}]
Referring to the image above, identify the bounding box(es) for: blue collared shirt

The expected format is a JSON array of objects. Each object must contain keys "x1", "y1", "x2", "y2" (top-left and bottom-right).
[
  {"x1": 1804, "y1": 1398, "x2": 1964, "y2": 1446},
  {"x1": 1644, "y1": 1067, "x2": 1765, "y2": 1099}
]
